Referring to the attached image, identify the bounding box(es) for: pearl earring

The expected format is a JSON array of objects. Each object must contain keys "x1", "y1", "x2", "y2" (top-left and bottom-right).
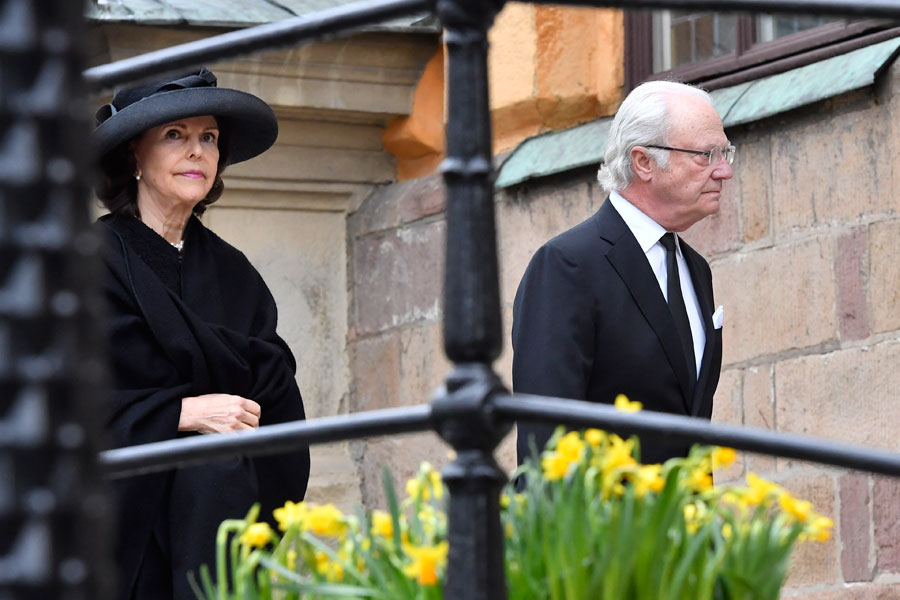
[{"x1": 135, "y1": 173, "x2": 141, "y2": 181}]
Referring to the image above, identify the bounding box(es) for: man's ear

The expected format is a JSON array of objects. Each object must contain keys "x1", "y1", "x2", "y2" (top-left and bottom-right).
[{"x1": 630, "y1": 146, "x2": 654, "y2": 183}]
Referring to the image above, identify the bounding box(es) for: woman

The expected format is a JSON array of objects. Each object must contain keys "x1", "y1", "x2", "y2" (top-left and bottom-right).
[{"x1": 92, "y1": 69, "x2": 311, "y2": 600}]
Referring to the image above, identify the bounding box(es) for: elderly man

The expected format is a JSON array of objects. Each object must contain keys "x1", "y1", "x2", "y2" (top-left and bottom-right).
[{"x1": 512, "y1": 81, "x2": 731, "y2": 465}]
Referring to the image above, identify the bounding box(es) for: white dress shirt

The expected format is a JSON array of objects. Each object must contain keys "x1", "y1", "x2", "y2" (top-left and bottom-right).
[{"x1": 608, "y1": 191, "x2": 705, "y2": 378}]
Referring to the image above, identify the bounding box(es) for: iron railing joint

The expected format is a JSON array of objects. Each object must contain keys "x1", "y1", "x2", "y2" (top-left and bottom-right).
[
  {"x1": 433, "y1": 365, "x2": 510, "y2": 599},
  {"x1": 432, "y1": 362, "x2": 511, "y2": 453}
]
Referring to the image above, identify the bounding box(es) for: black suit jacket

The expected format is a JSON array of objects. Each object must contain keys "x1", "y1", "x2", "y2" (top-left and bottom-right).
[{"x1": 512, "y1": 198, "x2": 722, "y2": 465}]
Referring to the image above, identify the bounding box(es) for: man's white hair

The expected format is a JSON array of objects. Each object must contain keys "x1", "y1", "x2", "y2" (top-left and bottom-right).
[{"x1": 597, "y1": 81, "x2": 713, "y2": 193}]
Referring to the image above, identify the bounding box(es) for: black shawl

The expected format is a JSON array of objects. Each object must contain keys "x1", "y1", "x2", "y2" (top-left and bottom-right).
[{"x1": 97, "y1": 214, "x2": 310, "y2": 599}]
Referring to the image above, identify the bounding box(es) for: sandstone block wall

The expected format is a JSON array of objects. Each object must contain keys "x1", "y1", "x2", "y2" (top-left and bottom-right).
[{"x1": 346, "y1": 60, "x2": 900, "y2": 594}]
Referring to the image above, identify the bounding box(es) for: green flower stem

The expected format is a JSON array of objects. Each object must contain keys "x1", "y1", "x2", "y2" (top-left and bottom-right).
[{"x1": 215, "y1": 520, "x2": 246, "y2": 600}]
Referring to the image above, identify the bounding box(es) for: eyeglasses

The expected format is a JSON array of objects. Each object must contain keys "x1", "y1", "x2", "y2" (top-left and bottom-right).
[{"x1": 645, "y1": 144, "x2": 736, "y2": 165}]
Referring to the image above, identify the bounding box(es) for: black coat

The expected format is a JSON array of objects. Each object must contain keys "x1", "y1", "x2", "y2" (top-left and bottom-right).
[
  {"x1": 512, "y1": 199, "x2": 722, "y2": 465},
  {"x1": 97, "y1": 214, "x2": 311, "y2": 600}
]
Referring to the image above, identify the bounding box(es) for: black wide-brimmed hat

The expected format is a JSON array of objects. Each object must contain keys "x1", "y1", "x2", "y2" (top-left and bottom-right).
[{"x1": 92, "y1": 68, "x2": 278, "y2": 165}]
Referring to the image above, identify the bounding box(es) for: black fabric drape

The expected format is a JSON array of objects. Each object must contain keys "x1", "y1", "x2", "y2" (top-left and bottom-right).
[{"x1": 97, "y1": 214, "x2": 311, "y2": 600}]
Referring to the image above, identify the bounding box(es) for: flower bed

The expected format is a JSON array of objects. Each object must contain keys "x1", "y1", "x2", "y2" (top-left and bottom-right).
[{"x1": 192, "y1": 398, "x2": 832, "y2": 599}]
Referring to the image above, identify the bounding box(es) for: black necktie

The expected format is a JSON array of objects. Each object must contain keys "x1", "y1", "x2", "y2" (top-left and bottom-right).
[{"x1": 659, "y1": 233, "x2": 697, "y2": 383}]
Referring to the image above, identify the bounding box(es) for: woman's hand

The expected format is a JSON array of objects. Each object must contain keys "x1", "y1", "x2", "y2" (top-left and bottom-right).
[{"x1": 178, "y1": 394, "x2": 262, "y2": 434}]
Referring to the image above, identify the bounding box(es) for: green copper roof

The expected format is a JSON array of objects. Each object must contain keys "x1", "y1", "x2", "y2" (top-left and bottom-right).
[
  {"x1": 86, "y1": 0, "x2": 438, "y2": 31},
  {"x1": 495, "y1": 118, "x2": 612, "y2": 188},
  {"x1": 496, "y1": 36, "x2": 900, "y2": 189}
]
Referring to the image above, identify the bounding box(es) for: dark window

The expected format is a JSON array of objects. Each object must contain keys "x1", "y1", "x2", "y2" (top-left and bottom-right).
[{"x1": 625, "y1": 12, "x2": 898, "y2": 90}]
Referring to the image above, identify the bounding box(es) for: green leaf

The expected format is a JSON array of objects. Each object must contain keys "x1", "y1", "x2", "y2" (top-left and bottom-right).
[
  {"x1": 298, "y1": 532, "x2": 369, "y2": 587},
  {"x1": 200, "y1": 564, "x2": 218, "y2": 600},
  {"x1": 260, "y1": 555, "x2": 390, "y2": 599},
  {"x1": 274, "y1": 581, "x2": 387, "y2": 597},
  {"x1": 666, "y1": 520, "x2": 711, "y2": 600},
  {"x1": 187, "y1": 569, "x2": 209, "y2": 600},
  {"x1": 383, "y1": 465, "x2": 404, "y2": 549}
]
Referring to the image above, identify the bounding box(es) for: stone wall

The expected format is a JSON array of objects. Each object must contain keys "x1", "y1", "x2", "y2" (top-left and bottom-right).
[
  {"x1": 346, "y1": 62, "x2": 900, "y2": 594},
  {"x1": 688, "y1": 74, "x2": 900, "y2": 594}
]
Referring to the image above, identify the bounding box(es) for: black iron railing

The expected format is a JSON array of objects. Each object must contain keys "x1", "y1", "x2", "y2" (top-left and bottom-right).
[
  {"x1": 3, "y1": 0, "x2": 900, "y2": 598},
  {"x1": 0, "y1": 1, "x2": 112, "y2": 598},
  {"x1": 100, "y1": 395, "x2": 900, "y2": 480}
]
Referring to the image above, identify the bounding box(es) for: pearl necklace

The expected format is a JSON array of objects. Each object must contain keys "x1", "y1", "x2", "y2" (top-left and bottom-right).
[{"x1": 136, "y1": 215, "x2": 184, "y2": 252}]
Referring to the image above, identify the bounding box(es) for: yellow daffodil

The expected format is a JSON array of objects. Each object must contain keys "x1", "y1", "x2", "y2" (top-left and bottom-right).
[
  {"x1": 239, "y1": 522, "x2": 273, "y2": 548},
  {"x1": 314, "y1": 550, "x2": 327, "y2": 569},
  {"x1": 406, "y1": 463, "x2": 445, "y2": 502},
  {"x1": 721, "y1": 522, "x2": 733, "y2": 540},
  {"x1": 273, "y1": 500, "x2": 308, "y2": 532},
  {"x1": 684, "y1": 467, "x2": 714, "y2": 492},
  {"x1": 630, "y1": 464, "x2": 665, "y2": 498},
  {"x1": 406, "y1": 478, "x2": 425, "y2": 501},
  {"x1": 501, "y1": 492, "x2": 527, "y2": 515},
  {"x1": 614, "y1": 394, "x2": 643, "y2": 413},
  {"x1": 542, "y1": 452, "x2": 571, "y2": 481},
  {"x1": 314, "y1": 550, "x2": 344, "y2": 582},
  {"x1": 271, "y1": 547, "x2": 298, "y2": 580},
  {"x1": 370, "y1": 510, "x2": 394, "y2": 539},
  {"x1": 602, "y1": 435, "x2": 636, "y2": 474},
  {"x1": 720, "y1": 491, "x2": 741, "y2": 506},
  {"x1": 403, "y1": 541, "x2": 449, "y2": 585},
  {"x1": 744, "y1": 473, "x2": 781, "y2": 507},
  {"x1": 712, "y1": 446, "x2": 738, "y2": 470},
  {"x1": 304, "y1": 504, "x2": 348, "y2": 539},
  {"x1": 428, "y1": 468, "x2": 445, "y2": 500},
  {"x1": 803, "y1": 515, "x2": 834, "y2": 542},
  {"x1": 585, "y1": 428, "x2": 605, "y2": 447},
  {"x1": 541, "y1": 432, "x2": 586, "y2": 481},
  {"x1": 778, "y1": 492, "x2": 813, "y2": 522},
  {"x1": 597, "y1": 435, "x2": 637, "y2": 498},
  {"x1": 683, "y1": 502, "x2": 707, "y2": 535},
  {"x1": 557, "y1": 431, "x2": 585, "y2": 462}
]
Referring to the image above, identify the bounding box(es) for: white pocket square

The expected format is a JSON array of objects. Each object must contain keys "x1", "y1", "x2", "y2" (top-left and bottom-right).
[{"x1": 712, "y1": 305, "x2": 724, "y2": 330}]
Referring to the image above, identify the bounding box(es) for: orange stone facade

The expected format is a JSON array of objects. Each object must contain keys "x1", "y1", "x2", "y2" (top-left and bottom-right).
[{"x1": 384, "y1": 5, "x2": 625, "y2": 180}]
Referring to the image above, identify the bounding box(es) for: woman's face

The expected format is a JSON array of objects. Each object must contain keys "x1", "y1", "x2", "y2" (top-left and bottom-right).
[{"x1": 132, "y1": 115, "x2": 220, "y2": 210}]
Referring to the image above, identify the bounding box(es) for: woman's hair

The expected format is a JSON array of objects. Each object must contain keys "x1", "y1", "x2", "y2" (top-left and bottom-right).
[
  {"x1": 597, "y1": 81, "x2": 711, "y2": 193},
  {"x1": 94, "y1": 122, "x2": 231, "y2": 217}
]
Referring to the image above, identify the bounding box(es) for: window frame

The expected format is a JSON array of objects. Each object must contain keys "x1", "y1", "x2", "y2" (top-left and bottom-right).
[{"x1": 625, "y1": 12, "x2": 894, "y2": 90}]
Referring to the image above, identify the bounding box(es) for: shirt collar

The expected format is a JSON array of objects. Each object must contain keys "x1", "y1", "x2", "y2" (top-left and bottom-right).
[{"x1": 609, "y1": 190, "x2": 669, "y2": 253}]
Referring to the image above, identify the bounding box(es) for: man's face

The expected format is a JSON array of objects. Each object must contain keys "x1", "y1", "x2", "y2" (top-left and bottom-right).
[{"x1": 648, "y1": 96, "x2": 733, "y2": 232}]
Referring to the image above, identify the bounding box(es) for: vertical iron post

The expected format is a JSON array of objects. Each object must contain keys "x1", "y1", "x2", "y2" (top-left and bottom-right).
[
  {"x1": 434, "y1": 0, "x2": 510, "y2": 598},
  {"x1": 0, "y1": 0, "x2": 112, "y2": 598},
  {"x1": 438, "y1": 0, "x2": 505, "y2": 363}
]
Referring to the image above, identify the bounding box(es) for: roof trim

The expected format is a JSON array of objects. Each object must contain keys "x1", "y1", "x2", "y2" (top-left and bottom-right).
[
  {"x1": 495, "y1": 36, "x2": 900, "y2": 189},
  {"x1": 86, "y1": 0, "x2": 439, "y2": 32}
]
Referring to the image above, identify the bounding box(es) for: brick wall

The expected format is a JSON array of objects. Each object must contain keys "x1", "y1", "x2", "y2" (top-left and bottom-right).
[{"x1": 346, "y1": 63, "x2": 900, "y2": 594}]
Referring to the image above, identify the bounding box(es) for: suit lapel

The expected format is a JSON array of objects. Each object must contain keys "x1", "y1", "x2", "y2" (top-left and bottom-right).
[
  {"x1": 597, "y1": 201, "x2": 695, "y2": 411},
  {"x1": 682, "y1": 239, "x2": 715, "y2": 416}
]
